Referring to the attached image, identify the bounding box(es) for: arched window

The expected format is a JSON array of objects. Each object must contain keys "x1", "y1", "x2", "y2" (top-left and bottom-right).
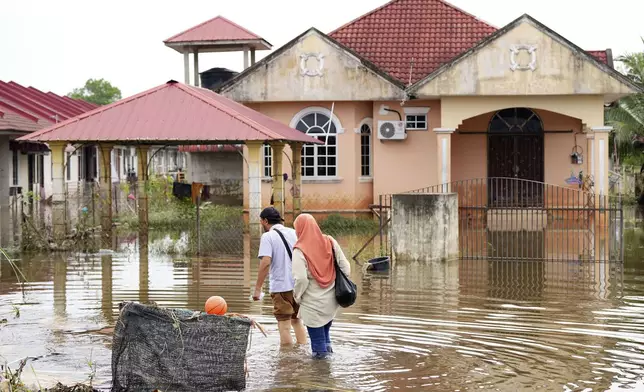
[
  {"x1": 359, "y1": 121, "x2": 372, "y2": 177},
  {"x1": 292, "y1": 109, "x2": 339, "y2": 177},
  {"x1": 488, "y1": 107, "x2": 543, "y2": 134}
]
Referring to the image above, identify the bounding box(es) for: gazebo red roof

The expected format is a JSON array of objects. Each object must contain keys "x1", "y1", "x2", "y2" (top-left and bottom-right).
[
  {"x1": 330, "y1": 0, "x2": 613, "y2": 84},
  {"x1": 164, "y1": 16, "x2": 271, "y2": 51},
  {"x1": 17, "y1": 81, "x2": 320, "y2": 145}
]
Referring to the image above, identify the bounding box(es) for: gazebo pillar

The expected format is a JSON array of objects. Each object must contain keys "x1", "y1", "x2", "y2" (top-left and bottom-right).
[
  {"x1": 183, "y1": 51, "x2": 190, "y2": 84},
  {"x1": 98, "y1": 143, "x2": 114, "y2": 244},
  {"x1": 50, "y1": 142, "x2": 67, "y2": 240},
  {"x1": 270, "y1": 142, "x2": 285, "y2": 216},
  {"x1": 137, "y1": 145, "x2": 150, "y2": 252},
  {"x1": 247, "y1": 141, "x2": 263, "y2": 236},
  {"x1": 290, "y1": 142, "x2": 303, "y2": 217},
  {"x1": 193, "y1": 49, "x2": 200, "y2": 87}
]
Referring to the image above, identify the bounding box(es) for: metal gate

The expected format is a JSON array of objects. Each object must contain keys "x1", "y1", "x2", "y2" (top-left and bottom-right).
[{"x1": 369, "y1": 177, "x2": 624, "y2": 263}]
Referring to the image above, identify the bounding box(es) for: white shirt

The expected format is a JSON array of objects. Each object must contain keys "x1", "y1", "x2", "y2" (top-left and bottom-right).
[{"x1": 257, "y1": 224, "x2": 297, "y2": 293}]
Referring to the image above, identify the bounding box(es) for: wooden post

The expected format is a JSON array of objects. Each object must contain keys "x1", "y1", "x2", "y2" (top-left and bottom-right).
[
  {"x1": 196, "y1": 194, "x2": 201, "y2": 255},
  {"x1": 137, "y1": 145, "x2": 150, "y2": 253},
  {"x1": 290, "y1": 142, "x2": 303, "y2": 218},
  {"x1": 271, "y1": 142, "x2": 285, "y2": 216},
  {"x1": 99, "y1": 143, "x2": 114, "y2": 245}
]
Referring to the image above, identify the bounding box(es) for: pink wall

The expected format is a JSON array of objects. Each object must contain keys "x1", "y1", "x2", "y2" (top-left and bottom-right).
[
  {"x1": 372, "y1": 100, "x2": 440, "y2": 203},
  {"x1": 242, "y1": 101, "x2": 375, "y2": 212}
]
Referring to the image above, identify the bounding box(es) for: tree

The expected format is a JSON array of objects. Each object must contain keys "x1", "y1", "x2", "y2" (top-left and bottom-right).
[
  {"x1": 68, "y1": 78, "x2": 122, "y2": 106},
  {"x1": 606, "y1": 38, "x2": 644, "y2": 166}
]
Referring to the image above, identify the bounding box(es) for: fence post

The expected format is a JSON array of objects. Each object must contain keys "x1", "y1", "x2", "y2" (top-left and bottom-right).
[
  {"x1": 379, "y1": 195, "x2": 383, "y2": 256},
  {"x1": 196, "y1": 194, "x2": 201, "y2": 256}
]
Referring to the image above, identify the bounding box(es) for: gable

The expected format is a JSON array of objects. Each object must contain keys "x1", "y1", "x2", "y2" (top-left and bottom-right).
[
  {"x1": 218, "y1": 29, "x2": 406, "y2": 102},
  {"x1": 410, "y1": 16, "x2": 640, "y2": 101}
]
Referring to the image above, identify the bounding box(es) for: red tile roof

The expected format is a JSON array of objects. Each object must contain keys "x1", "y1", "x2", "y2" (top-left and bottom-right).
[
  {"x1": 330, "y1": 0, "x2": 611, "y2": 84},
  {"x1": 0, "y1": 81, "x2": 94, "y2": 133},
  {"x1": 164, "y1": 16, "x2": 270, "y2": 48},
  {"x1": 18, "y1": 81, "x2": 321, "y2": 145},
  {"x1": 587, "y1": 50, "x2": 609, "y2": 64}
]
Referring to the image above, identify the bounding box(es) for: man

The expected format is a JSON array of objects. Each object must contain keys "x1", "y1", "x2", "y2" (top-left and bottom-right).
[{"x1": 253, "y1": 207, "x2": 307, "y2": 346}]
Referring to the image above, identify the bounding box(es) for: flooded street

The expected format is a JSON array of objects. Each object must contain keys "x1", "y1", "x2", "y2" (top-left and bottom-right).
[{"x1": 2, "y1": 226, "x2": 644, "y2": 391}]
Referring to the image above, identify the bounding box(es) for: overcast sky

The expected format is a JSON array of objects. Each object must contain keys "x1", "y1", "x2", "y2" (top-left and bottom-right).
[{"x1": 1, "y1": 0, "x2": 642, "y2": 98}]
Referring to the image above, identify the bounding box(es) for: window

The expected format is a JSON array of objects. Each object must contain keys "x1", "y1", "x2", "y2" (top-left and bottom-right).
[
  {"x1": 12, "y1": 150, "x2": 18, "y2": 186},
  {"x1": 66, "y1": 152, "x2": 71, "y2": 181},
  {"x1": 263, "y1": 144, "x2": 272, "y2": 178},
  {"x1": 360, "y1": 123, "x2": 371, "y2": 177},
  {"x1": 404, "y1": 107, "x2": 430, "y2": 130},
  {"x1": 295, "y1": 111, "x2": 338, "y2": 177}
]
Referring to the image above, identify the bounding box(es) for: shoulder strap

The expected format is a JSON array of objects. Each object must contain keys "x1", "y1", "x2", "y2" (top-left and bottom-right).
[
  {"x1": 328, "y1": 236, "x2": 338, "y2": 267},
  {"x1": 273, "y1": 229, "x2": 293, "y2": 261}
]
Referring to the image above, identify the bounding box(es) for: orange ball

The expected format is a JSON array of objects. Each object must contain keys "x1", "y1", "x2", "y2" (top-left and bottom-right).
[{"x1": 205, "y1": 296, "x2": 227, "y2": 315}]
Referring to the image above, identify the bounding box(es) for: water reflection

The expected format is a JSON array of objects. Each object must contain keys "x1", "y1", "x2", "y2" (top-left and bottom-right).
[{"x1": 0, "y1": 229, "x2": 643, "y2": 390}]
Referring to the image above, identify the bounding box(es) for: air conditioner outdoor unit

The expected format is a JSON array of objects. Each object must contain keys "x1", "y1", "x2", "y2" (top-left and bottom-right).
[{"x1": 378, "y1": 120, "x2": 406, "y2": 140}]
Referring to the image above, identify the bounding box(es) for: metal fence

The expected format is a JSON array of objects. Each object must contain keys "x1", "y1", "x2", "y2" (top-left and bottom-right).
[{"x1": 373, "y1": 177, "x2": 624, "y2": 262}]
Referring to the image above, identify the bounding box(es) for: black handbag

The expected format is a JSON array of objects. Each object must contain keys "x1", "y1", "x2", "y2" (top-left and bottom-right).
[{"x1": 331, "y1": 240, "x2": 357, "y2": 308}]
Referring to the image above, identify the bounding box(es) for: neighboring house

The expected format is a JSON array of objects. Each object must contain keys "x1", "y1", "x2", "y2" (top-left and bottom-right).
[
  {"x1": 0, "y1": 81, "x2": 97, "y2": 203},
  {"x1": 207, "y1": 0, "x2": 640, "y2": 214}
]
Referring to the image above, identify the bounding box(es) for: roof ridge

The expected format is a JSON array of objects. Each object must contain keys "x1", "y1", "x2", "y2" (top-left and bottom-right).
[
  {"x1": 179, "y1": 84, "x2": 282, "y2": 139},
  {"x1": 164, "y1": 15, "x2": 262, "y2": 43},
  {"x1": 217, "y1": 15, "x2": 263, "y2": 40},
  {"x1": 0, "y1": 100, "x2": 39, "y2": 122},
  {"x1": 329, "y1": 0, "x2": 497, "y2": 36},
  {"x1": 24, "y1": 84, "x2": 168, "y2": 140},
  {"x1": 437, "y1": 0, "x2": 497, "y2": 30}
]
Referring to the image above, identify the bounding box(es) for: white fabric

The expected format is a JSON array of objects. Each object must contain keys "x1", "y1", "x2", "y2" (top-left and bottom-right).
[
  {"x1": 257, "y1": 224, "x2": 297, "y2": 293},
  {"x1": 293, "y1": 236, "x2": 351, "y2": 328}
]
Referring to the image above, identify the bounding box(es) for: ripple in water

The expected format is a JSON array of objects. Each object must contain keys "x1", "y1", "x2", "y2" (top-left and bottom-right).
[{"x1": 1, "y1": 236, "x2": 643, "y2": 391}]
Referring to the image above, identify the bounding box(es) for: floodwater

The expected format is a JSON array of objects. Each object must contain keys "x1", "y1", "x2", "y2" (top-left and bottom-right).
[{"x1": 2, "y1": 219, "x2": 644, "y2": 391}]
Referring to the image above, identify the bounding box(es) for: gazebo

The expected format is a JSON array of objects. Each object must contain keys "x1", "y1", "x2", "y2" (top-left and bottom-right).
[{"x1": 17, "y1": 80, "x2": 319, "y2": 246}]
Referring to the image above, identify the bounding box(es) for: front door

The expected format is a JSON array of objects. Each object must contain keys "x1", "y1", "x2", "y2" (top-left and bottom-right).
[{"x1": 487, "y1": 108, "x2": 544, "y2": 207}]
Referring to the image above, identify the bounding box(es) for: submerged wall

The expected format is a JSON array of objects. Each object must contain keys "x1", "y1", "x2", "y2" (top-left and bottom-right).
[
  {"x1": 188, "y1": 152, "x2": 243, "y2": 206},
  {"x1": 392, "y1": 193, "x2": 458, "y2": 262}
]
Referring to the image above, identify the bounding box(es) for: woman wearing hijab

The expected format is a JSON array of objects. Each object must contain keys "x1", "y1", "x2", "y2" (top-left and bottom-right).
[{"x1": 292, "y1": 213, "x2": 351, "y2": 358}]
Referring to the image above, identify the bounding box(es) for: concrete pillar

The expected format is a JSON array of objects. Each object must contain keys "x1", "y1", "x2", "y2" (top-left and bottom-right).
[
  {"x1": 247, "y1": 141, "x2": 263, "y2": 237},
  {"x1": 392, "y1": 193, "x2": 459, "y2": 261},
  {"x1": 183, "y1": 51, "x2": 190, "y2": 84},
  {"x1": 591, "y1": 126, "x2": 612, "y2": 196},
  {"x1": 250, "y1": 49, "x2": 256, "y2": 65},
  {"x1": 434, "y1": 128, "x2": 455, "y2": 190},
  {"x1": 243, "y1": 47, "x2": 249, "y2": 70},
  {"x1": 50, "y1": 142, "x2": 67, "y2": 240},
  {"x1": 137, "y1": 145, "x2": 150, "y2": 253},
  {"x1": 99, "y1": 144, "x2": 114, "y2": 244},
  {"x1": 270, "y1": 142, "x2": 285, "y2": 215},
  {"x1": 586, "y1": 131, "x2": 595, "y2": 185},
  {"x1": 290, "y1": 142, "x2": 303, "y2": 217},
  {"x1": 193, "y1": 49, "x2": 200, "y2": 87}
]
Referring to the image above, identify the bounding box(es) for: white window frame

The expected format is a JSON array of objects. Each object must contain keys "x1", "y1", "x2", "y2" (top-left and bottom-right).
[
  {"x1": 355, "y1": 118, "x2": 373, "y2": 180},
  {"x1": 403, "y1": 107, "x2": 430, "y2": 130},
  {"x1": 263, "y1": 144, "x2": 272, "y2": 179},
  {"x1": 289, "y1": 106, "x2": 344, "y2": 181}
]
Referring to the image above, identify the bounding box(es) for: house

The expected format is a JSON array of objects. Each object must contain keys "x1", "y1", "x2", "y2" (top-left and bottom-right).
[
  {"x1": 198, "y1": 0, "x2": 641, "y2": 215},
  {"x1": 0, "y1": 81, "x2": 98, "y2": 203}
]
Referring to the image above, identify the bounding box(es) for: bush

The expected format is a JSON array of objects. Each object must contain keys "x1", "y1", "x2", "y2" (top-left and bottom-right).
[{"x1": 319, "y1": 214, "x2": 379, "y2": 236}]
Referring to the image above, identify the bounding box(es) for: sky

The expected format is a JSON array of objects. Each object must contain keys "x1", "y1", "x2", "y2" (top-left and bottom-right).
[{"x1": 1, "y1": 0, "x2": 643, "y2": 98}]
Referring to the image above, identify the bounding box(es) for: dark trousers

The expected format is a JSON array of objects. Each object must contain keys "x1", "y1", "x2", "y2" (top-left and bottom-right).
[{"x1": 307, "y1": 320, "x2": 333, "y2": 356}]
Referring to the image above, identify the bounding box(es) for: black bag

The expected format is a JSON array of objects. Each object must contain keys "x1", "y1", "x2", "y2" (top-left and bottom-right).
[{"x1": 331, "y1": 239, "x2": 357, "y2": 308}]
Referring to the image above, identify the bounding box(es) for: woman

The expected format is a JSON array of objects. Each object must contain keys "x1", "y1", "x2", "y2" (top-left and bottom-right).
[{"x1": 292, "y1": 213, "x2": 351, "y2": 358}]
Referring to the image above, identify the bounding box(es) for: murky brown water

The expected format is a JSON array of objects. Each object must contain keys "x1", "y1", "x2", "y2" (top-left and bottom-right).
[{"x1": 2, "y1": 224, "x2": 644, "y2": 391}]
